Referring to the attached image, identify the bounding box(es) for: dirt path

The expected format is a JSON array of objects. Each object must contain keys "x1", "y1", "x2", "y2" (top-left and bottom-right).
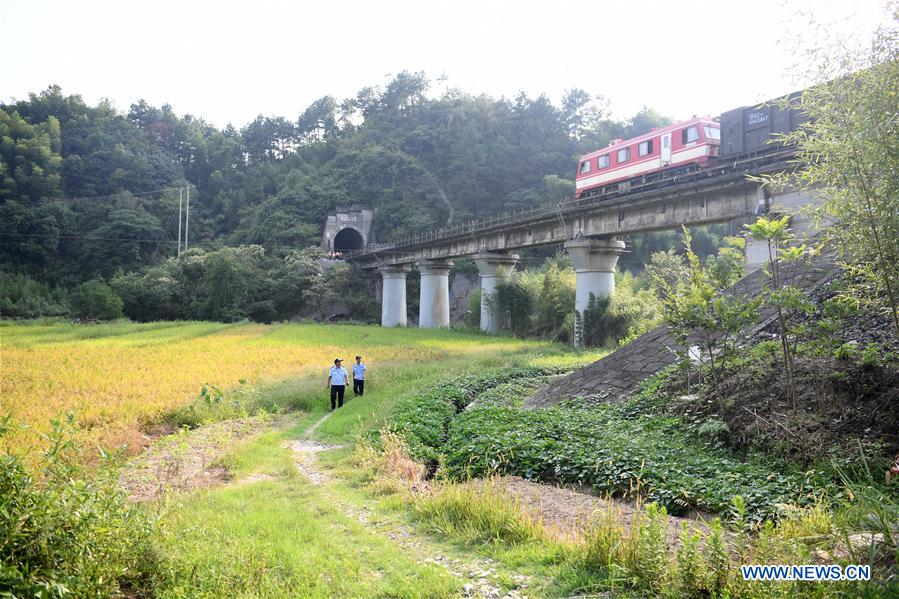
[
  {"x1": 129, "y1": 411, "x2": 709, "y2": 596},
  {"x1": 281, "y1": 411, "x2": 345, "y2": 485},
  {"x1": 283, "y1": 413, "x2": 534, "y2": 598}
]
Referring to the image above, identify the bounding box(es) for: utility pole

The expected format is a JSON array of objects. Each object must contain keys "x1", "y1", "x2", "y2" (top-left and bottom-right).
[
  {"x1": 185, "y1": 185, "x2": 190, "y2": 251},
  {"x1": 177, "y1": 187, "x2": 183, "y2": 257}
]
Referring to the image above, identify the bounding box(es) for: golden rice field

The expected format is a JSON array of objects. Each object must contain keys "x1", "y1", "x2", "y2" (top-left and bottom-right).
[{"x1": 1, "y1": 320, "x2": 546, "y2": 458}]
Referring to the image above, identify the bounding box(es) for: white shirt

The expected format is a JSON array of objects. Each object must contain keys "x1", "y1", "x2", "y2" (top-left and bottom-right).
[
  {"x1": 329, "y1": 365, "x2": 349, "y2": 385},
  {"x1": 353, "y1": 363, "x2": 366, "y2": 380}
]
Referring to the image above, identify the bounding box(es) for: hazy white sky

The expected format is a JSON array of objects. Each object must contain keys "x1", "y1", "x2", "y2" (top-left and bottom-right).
[{"x1": 0, "y1": 0, "x2": 893, "y2": 128}]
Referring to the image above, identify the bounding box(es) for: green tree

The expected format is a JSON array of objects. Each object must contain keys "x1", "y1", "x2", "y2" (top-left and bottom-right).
[
  {"x1": 763, "y1": 16, "x2": 899, "y2": 337},
  {"x1": 560, "y1": 88, "x2": 603, "y2": 141},
  {"x1": 491, "y1": 278, "x2": 534, "y2": 337},
  {"x1": 656, "y1": 228, "x2": 760, "y2": 400},
  {"x1": 69, "y1": 279, "x2": 123, "y2": 320},
  {"x1": 543, "y1": 175, "x2": 575, "y2": 203},
  {"x1": 641, "y1": 248, "x2": 688, "y2": 297},
  {"x1": 0, "y1": 110, "x2": 68, "y2": 271},
  {"x1": 267, "y1": 248, "x2": 325, "y2": 318},
  {"x1": 297, "y1": 96, "x2": 339, "y2": 143},
  {"x1": 745, "y1": 216, "x2": 815, "y2": 407},
  {"x1": 534, "y1": 262, "x2": 575, "y2": 341},
  {"x1": 201, "y1": 245, "x2": 268, "y2": 322}
]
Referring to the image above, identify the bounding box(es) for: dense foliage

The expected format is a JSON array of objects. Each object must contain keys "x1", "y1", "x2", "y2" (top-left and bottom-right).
[
  {"x1": 0, "y1": 77, "x2": 671, "y2": 290},
  {"x1": 381, "y1": 366, "x2": 568, "y2": 464},
  {"x1": 486, "y1": 255, "x2": 663, "y2": 347},
  {"x1": 0, "y1": 246, "x2": 378, "y2": 323},
  {"x1": 0, "y1": 416, "x2": 157, "y2": 596}
]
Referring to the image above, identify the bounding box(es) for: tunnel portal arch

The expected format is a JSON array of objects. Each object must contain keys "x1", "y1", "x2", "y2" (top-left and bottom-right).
[
  {"x1": 333, "y1": 227, "x2": 365, "y2": 252},
  {"x1": 321, "y1": 206, "x2": 373, "y2": 255}
]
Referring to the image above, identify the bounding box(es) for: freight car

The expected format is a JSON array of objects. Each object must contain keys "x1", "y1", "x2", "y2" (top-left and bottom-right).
[
  {"x1": 574, "y1": 117, "x2": 720, "y2": 199},
  {"x1": 718, "y1": 91, "x2": 805, "y2": 158}
]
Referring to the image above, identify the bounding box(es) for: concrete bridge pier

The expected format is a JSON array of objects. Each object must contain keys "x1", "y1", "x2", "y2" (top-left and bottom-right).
[
  {"x1": 565, "y1": 238, "x2": 627, "y2": 318},
  {"x1": 473, "y1": 252, "x2": 519, "y2": 333},
  {"x1": 744, "y1": 236, "x2": 771, "y2": 271},
  {"x1": 380, "y1": 265, "x2": 411, "y2": 327},
  {"x1": 738, "y1": 185, "x2": 828, "y2": 272},
  {"x1": 418, "y1": 259, "x2": 454, "y2": 328}
]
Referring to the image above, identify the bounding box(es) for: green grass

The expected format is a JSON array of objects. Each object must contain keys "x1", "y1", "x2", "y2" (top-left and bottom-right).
[
  {"x1": 154, "y1": 480, "x2": 462, "y2": 598},
  {"x1": 143, "y1": 325, "x2": 595, "y2": 597}
]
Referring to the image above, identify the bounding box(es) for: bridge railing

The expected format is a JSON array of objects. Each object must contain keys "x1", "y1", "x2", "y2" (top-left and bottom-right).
[
  {"x1": 342, "y1": 147, "x2": 798, "y2": 261},
  {"x1": 345, "y1": 201, "x2": 564, "y2": 258}
]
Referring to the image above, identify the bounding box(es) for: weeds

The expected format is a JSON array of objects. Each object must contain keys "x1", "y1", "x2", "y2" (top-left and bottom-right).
[{"x1": 413, "y1": 479, "x2": 547, "y2": 545}]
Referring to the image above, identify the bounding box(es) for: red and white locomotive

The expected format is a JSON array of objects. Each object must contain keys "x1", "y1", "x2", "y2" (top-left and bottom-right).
[{"x1": 574, "y1": 117, "x2": 720, "y2": 199}]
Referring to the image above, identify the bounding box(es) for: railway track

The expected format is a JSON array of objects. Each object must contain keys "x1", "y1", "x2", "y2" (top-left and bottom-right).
[{"x1": 343, "y1": 147, "x2": 800, "y2": 261}]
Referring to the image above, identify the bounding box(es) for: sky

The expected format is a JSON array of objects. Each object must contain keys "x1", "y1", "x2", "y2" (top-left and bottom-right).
[{"x1": 0, "y1": 0, "x2": 893, "y2": 128}]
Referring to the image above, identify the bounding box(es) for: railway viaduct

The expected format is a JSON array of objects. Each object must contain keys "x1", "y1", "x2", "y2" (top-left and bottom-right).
[{"x1": 345, "y1": 152, "x2": 822, "y2": 334}]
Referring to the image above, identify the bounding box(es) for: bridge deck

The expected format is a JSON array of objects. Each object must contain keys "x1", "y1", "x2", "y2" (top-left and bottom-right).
[{"x1": 346, "y1": 149, "x2": 798, "y2": 269}]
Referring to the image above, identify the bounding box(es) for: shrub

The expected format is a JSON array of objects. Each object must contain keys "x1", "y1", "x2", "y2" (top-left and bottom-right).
[
  {"x1": 69, "y1": 279, "x2": 123, "y2": 320},
  {"x1": 582, "y1": 293, "x2": 633, "y2": 348},
  {"x1": 111, "y1": 267, "x2": 181, "y2": 321},
  {"x1": 466, "y1": 288, "x2": 481, "y2": 327},
  {"x1": 381, "y1": 366, "x2": 569, "y2": 464},
  {"x1": 0, "y1": 271, "x2": 69, "y2": 318},
  {"x1": 0, "y1": 416, "x2": 159, "y2": 596},
  {"x1": 491, "y1": 278, "x2": 534, "y2": 336},
  {"x1": 534, "y1": 262, "x2": 576, "y2": 342},
  {"x1": 440, "y1": 398, "x2": 829, "y2": 522}
]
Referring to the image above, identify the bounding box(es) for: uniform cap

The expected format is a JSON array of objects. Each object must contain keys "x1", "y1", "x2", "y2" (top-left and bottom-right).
[
  {"x1": 334, "y1": 358, "x2": 342, "y2": 363},
  {"x1": 355, "y1": 355, "x2": 362, "y2": 359}
]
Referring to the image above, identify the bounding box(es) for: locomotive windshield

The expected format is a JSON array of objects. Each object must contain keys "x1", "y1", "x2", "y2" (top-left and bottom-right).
[
  {"x1": 682, "y1": 126, "x2": 700, "y2": 143},
  {"x1": 704, "y1": 125, "x2": 721, "y2": 140}
]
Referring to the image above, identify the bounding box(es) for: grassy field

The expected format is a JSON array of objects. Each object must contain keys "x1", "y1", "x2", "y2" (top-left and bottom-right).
[
  {"x1": 0, "y1": 320, "x2": 564, "y2": 458},
  {"x1": 141, "y1": 328, "x2": 600, "y2": 597},
  {"x1": 5, "y1": 321, "x2": 896, "y2": 597},
  {"x1": 3, "y1": 320, "x2": 606, "y2": 596}
]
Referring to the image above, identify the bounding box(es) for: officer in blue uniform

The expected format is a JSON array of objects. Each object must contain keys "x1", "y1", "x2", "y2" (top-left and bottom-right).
[
  {"x1": 352, "y1": 355, "x2": 366, "y2": 397},
  {"x1": 327, "y1": 358, "x2": 349, "y2": 410}
]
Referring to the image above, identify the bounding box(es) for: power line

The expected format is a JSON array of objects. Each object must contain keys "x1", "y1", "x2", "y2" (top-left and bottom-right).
[
  {"x1": 0, "y1": 230, "x2": 316, "y2": 253},
  {"x1": 0, "y1": 231, "x2": 207, "y2": 245},
  {"x1": 43, "y1": 186, "x2": 179, "y2": 204}
]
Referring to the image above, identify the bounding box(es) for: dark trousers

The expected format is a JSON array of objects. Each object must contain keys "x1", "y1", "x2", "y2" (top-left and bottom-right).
[
  {"x1": 353, "y1": 379, "x2": 365, "y2": 396},
  {"x1": 330, "y1": 385, "x2": 345, "y2": 409}
]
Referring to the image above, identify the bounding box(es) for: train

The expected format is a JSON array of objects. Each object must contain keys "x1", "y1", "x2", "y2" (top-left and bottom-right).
[{"x1": 574, "y1": 93, "x2": 804, "y2": 199}]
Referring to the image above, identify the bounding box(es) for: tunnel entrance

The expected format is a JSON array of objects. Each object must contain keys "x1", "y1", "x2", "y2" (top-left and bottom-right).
[{"x1": 333, "y1": 227, "x2": 364, "y2": 252}]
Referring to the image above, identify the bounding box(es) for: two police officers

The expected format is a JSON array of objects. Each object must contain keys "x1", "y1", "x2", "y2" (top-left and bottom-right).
[{"x1": 327, "y1": 356, "x2": 368, "y2": 410}]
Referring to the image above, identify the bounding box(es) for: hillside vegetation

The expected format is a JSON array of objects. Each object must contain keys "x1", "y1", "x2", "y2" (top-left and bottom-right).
[{"x1": 1, "y1": 77, "x2": 669, "y2": 288}]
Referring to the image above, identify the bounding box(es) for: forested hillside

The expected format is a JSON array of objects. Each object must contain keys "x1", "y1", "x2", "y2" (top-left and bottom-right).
[{"x1": 0, "y1": 73, "x2": 671, "y2": 287}]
